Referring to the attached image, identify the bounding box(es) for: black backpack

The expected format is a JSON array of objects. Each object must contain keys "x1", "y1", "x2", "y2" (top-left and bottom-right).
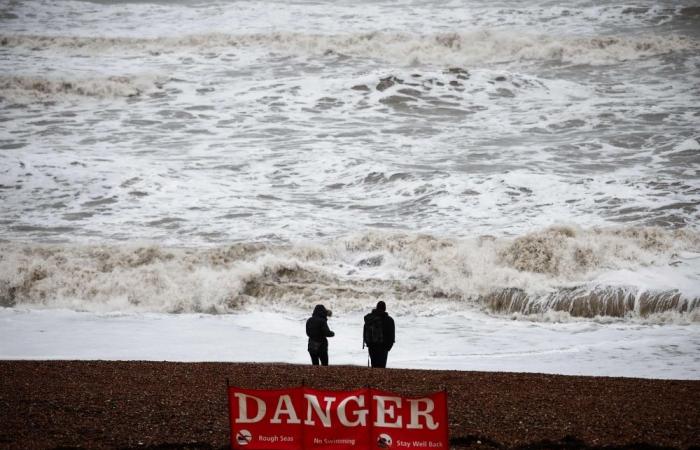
[{"x1": 364, "y1": 314, "x2": 384, "y2": 346}]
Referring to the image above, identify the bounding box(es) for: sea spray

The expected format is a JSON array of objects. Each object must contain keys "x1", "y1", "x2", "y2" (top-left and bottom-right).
[{"x1": 1, "y1": 226, "x2": 697, "y2": 321}]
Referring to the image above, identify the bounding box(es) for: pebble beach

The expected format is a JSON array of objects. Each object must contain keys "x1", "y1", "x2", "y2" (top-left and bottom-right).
[{"x1": 1, "y1": 361, "x2": 698, "y2": 449}]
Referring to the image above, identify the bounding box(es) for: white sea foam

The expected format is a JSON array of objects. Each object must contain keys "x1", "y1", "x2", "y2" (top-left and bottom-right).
[
  {"x1": 1, "y1": 0, "x2": 698, "y2": 377},
  {"x1": 1, "y1": 227, "x2": 698, "y2": 322},
  {"x1": 2, "y1": 31, "x2": 696, "y2": 66},
  {"x1": 671, "y1": 138, "x2": 700, "y2": 153},
  {"x1": 1, "y1": 308, "x2": 698, "y2": 379},
  {"x1": 0, "y1": 74, "x2": 165, "y2": 100}
]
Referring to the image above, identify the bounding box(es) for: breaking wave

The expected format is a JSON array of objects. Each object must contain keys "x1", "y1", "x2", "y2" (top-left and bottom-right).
[
  {"x1": 0, "y1": 74, "x2": 165, "y2": 101},
  {"x1": 485, "y1": 287, "x2": 698, "y2": 320},
  {"x1": 2, "y1": 31, "x2": 696, "y2": 66},
  {"x1": 1, "y1": 226, "x2": 698, "y2": 322}
]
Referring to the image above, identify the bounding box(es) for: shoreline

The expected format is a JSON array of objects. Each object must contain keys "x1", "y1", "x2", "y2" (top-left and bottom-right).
[{"x1": 0, "y1": 361, "x2": 698, "y2": 449}]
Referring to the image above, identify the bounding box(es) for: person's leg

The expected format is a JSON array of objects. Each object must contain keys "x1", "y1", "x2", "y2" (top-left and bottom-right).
[
  {"x1": 368, "y1": 347, "x2": 379, "y2": 368},
  {"x1": 377, "y1": 350, "x2": 388, "y2": 368},
  {"x1": 319, "y1": 348, "x2": 329, "y2": 366},
  {"x1": 309, "y1": 352, "x2": 320, "y2": 365}
]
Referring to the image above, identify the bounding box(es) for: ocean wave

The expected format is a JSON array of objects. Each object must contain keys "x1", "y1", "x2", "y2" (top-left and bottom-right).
[
  {"x1": 2, "y1": 31, "x2": 696, "y2": 66},
  {"x1": 1, "y1": 226, "x2": 698, "y2": 321},
  {"x1": 0, "y1": 74, "x2": 165, "y2": 101},
  {"x1": 484, "y1": 286, "x2": 698, "y2": 320}
]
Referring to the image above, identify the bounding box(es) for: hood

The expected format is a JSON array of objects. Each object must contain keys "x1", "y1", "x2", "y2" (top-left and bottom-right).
[{"x1": 312, "y1": 304, "x2": 328, "y2": 318}]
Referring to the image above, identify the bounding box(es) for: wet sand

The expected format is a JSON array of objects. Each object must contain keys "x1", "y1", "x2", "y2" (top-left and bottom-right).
[{"x1": 0, "y1": 361, "x2": 698, "y2": 449}]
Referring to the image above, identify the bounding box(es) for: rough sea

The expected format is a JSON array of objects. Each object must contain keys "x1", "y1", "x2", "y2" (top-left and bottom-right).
[{"x1": 1, "y1": 0, "x2": 699, "y2": 379}]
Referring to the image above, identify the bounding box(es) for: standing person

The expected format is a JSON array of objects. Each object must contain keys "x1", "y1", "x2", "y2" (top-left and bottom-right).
[
  {"x1": 306, "y1": 304, "x2": 335, "y2": 366},
  {"x1": 363, "y1": 301, "x2": 395, "y2": 368}
]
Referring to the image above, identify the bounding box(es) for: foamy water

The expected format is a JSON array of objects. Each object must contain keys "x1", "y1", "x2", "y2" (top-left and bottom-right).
[
  {"x1": 2, "y1": 308, "x2": 698, "y2": 379},
  {"x1": 1, "y1": 227, "x2": 699, "y2": 320},
  {"x1": 0, "y1": 0, "x2": 698, "y2": 378}
]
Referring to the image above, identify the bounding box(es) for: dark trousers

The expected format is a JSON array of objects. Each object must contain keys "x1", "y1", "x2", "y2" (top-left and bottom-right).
[
  {"x1": 309, "y1": 349, "x2": 328, "y2": 366},
  {"x1": 368, "y1": 346, "x2": 389, "y2": 368}
]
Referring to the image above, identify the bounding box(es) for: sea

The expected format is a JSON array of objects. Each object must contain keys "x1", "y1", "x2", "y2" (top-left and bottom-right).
[{"x1": 0, "y1": 0, "x2": 699, "y2": 379}]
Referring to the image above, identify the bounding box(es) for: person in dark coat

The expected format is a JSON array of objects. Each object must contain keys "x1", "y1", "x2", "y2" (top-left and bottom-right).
[
  {"x1": 363, "y1": 300, "x2": 395, "y2": 368},
  {"x1": 306, "y1": 304, "x2": 335, "y2": 366}
]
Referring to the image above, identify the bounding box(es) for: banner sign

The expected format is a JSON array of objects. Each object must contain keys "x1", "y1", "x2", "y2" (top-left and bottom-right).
[{"x1": 227, "y1": 387, "x2": 449, "y2": 450}]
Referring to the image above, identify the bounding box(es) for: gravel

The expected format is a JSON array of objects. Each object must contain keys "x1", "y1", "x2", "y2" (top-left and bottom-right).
[{"x1": 0, "y1": 361, "x2": 698, "y2": 449}]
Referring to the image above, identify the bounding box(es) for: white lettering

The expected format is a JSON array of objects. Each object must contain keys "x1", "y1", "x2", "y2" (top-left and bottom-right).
[
  {"x1": 270, "y1": 394, "x2": 301, "y2": 424},
  {"x1": 374, "y1": 395, "x2": 403, "y2": 428},
  {"x1": 233, "y1": 390, "x2": 444, "y2": 431},
  {"x1": 407, "y1": 398, "x2": 438, "y2": 430},
  {"x1": 323, "y1": 438, "x2": 356, "y2": 445},
  {"x1": 234, "y1": 393, "x2": 266, "y2": 424},
  {"x1": 304, "y1": 394, "x2": 336, "y2": 427},
  {"x1": 337, "y1": 395, "x2": 368, "y2": 427}
]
